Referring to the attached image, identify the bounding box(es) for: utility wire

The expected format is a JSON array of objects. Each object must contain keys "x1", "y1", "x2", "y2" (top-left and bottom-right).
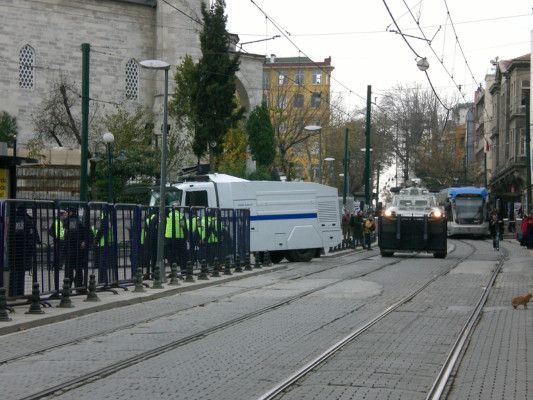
[
  {"x1": 248, "y1": 0, "x2": 368, "y2": 105},
  {"x1": 382, "y1": 0, "x2": 450, "y2": 111}
]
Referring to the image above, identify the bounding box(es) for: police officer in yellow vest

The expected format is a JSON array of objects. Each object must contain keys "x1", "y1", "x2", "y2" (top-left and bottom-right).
[
  {"x1": 165, "y1": 205, "x2": 194, "y2": 274},
  {"x1": 198, "y1": 211, "x2": 219, "y2": 265},
  {"x1": 50, "y1": 209, "x2": 67, "y2": 270}
]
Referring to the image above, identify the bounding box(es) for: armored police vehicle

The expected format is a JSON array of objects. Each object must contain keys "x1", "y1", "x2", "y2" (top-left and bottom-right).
[
  {"x1": 378, "y1": 187, "x2": 447, "y2": 258},
  {"x1": 151, "y1": 174, "x2": 342, "y2": 263}
]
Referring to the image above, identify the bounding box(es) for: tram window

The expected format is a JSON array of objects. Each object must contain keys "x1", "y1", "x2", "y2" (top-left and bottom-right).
[{"x1": 415, "y1": 200, "x2": 427, "y2": 206}]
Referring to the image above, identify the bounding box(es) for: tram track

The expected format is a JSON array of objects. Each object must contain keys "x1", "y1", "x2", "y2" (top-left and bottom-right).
[
  {"x1": 256, "y1": 240, "x2": 487, "y2": 400},
  {"x1": 14, "y1": 250, "x2": 409, "y2": 400},
  {"x1": 0, "y1": 249, "x2": 386, "y2": 366}
]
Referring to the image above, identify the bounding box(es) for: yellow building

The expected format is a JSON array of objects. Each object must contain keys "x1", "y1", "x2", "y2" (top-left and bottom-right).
[{"x1": 262, "y1": 56, "x2": 334, "y2": 180}]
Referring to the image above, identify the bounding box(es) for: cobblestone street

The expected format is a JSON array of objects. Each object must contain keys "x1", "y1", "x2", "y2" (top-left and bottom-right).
[{"x1": 1, "y1": 239, "x2": 531, "y2": 400}]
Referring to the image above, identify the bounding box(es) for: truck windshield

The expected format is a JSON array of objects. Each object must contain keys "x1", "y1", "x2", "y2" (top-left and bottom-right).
[
  {"x1": 396, "y1": 197, "x2": 434, "y2": 211},
  {"x1": 150, "y1": 189, "x2": 183, "y2": 207},
  {"x1": 454, "y1": 196, "x2": 483, "y2": 220}
]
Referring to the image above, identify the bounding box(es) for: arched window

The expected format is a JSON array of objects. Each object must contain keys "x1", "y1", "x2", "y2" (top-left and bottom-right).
[
  {"x1": 19, "y1": 45, "x2": 35, "y2": 89},
  {"x1": 125, "y1": 59, "x2": 139, "y2": 100}
]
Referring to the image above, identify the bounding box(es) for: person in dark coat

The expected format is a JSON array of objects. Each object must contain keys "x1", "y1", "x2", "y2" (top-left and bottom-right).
[
  {"x1": 64, "y1": 208, "x2": 90, "y2": 290},
  {"x1": 7, "y1": 205, "x2": 39, "y2": 297},
  {"x1": 488, "y1": 211, "x2": 504, "y2": 251},
  {"x1": 140, "y1": 211, "x2": 158, "y2": 278},
  {"x1": 350, "y1": 211, "x2": 364, "y2": 248}
]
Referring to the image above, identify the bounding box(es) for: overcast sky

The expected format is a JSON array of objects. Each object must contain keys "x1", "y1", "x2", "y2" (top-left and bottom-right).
[{"x1": 225, "y1": 0, "x2": 532, "y2": 111}]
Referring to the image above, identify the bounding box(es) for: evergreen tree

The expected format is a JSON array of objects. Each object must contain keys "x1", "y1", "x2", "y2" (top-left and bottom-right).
[
  {"x1": 0, "y1": 111, "x2": 18, "y2": 145},
  {"x1": 195, "y1": 0, "x2": 243, "y2": 166},
  {"x1": 246, "y1": 103, "x2": 275, "y2": 168}
]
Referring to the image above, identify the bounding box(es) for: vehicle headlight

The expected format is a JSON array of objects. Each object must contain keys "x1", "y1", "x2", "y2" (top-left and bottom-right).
[
  {"x1": 384, "y1": 208, "x2": 393, "y2": 217},
  {"x1": 431, "y1": 209, "x2": 442, "y2": 218}
]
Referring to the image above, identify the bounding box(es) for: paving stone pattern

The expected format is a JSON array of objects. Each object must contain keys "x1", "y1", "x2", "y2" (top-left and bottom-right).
[
  {"x1": 0, "y1": 251, "x2": 369, "y2": 362},
  {"x1": 447, "y1": 240, "x2": 533, "y2": 400},
  {"x1": 1, "y1": 251, "x2": 398, "y2": 399},
  {"x1": 276, "y1": 240, "x2": 501, "y2": 400},
  {"x1": 38, "y1": 243, "x2": 475, "y2": 400}
]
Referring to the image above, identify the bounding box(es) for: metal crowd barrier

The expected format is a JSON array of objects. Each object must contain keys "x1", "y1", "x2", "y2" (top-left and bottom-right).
[{"x1": 0, "y1": 200, "x2": 251, "y2": 300}]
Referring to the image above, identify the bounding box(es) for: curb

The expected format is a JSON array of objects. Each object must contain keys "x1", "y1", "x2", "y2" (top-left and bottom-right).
[{"x1": 0, "y1": 264, "x2": 288, "y2": 336}]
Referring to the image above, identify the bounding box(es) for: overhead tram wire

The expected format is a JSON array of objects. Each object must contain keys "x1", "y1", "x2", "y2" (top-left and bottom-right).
[
  {"x1": 400, "y1": 0, "x2": 467, "y2": 104},
  {"x1": 248, "y1": 0, "x2": 368, "y2": 105},
  {"x1": 381, "y1": 0, "x2": 450, "y2": 111}
]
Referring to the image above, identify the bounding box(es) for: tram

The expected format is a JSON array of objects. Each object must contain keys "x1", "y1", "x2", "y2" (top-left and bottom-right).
[{"x1": 440, "y1": 187, "x2": 489, "y2": 237}]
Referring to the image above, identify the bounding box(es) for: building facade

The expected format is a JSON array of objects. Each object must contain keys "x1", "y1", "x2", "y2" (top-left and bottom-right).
[
  {"x1": 486, "y1": 54, "x2": 530, "y2": 213},
  {"x1": 262, "y1": 56, "x2": 334, "y2": 180},
  {"x1": 0, "y1": 0, "x2": 263, "y2": 197}
]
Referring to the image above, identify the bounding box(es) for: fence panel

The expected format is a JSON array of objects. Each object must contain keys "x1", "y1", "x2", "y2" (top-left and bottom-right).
[
  {"x1": 1, "y1": 200, "x2": 252, "y2": 297},
  {"x1": 114, "y1": 204, "x2": 140, "y2": 284},
  {"x1": 219, "y1": 208, "x2": 236, "y2": 264},
  {"x1": 87, "y1": 202, "x2": 116, "y2": 287}
]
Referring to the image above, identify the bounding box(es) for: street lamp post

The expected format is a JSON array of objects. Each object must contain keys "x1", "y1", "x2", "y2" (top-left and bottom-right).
[
  {"x1": 102, "y1": 132, "x2": 114, "y2": 203},
  {"x1": 304, "y1": 125, "x2": 322, "y2": 183},
  {"x1": 324, "y1": 157, "x2": 335, "y2": 185},
  {"x1": 140, "y1": 59, "x2": 171, "y2": 289},
  {"x1": 343, "y1": 128, "x2": 349, "y2": 206}
]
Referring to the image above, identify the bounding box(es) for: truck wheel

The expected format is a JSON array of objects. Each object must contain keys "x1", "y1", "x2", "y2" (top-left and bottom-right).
[
  {"x1": 380, "y1": 251, "x2": 394, "y2": 257},
  {"x1": 269, "y1": 251, "x2": 285, "y2": 264},
  {"x1": 286, "y1": 249, "x2": 315, "y2": 262},
  {"x1": 433, "y1": 252, "x2": 447, "y2": 259}
]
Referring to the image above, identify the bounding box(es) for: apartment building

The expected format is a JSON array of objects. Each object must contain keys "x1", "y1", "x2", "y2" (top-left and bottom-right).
[{"x1": 262, "y1": 56, "x2": 334, "y2": 180}]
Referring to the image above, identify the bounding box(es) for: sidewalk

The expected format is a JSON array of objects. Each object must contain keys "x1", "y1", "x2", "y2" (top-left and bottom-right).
[
  {"x1": 447, "y1": 239, "x2": 533, "y2": 400},
  {"x1": 0, "y1": 248, "x2": 355, "y2": 336}
]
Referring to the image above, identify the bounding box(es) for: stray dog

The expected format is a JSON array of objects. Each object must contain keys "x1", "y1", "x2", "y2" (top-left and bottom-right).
[{"x1": 511, "y1": 293, "x2": 532, "y2": 309}]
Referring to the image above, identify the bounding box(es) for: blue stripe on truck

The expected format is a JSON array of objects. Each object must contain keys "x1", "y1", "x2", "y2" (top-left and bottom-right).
[{"x1": 250, "y1": 213, "x2": 318, "y2": 221}]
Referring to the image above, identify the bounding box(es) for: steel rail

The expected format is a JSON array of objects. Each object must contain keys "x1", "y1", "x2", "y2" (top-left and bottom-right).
[
  {"x1": 0, "y1": 249, "x2": 383, "y2": 366},
  {"x1": 16, "y1": 253, "x2": 405, "y2": 400},
  {"x1": 425, "y1": 248, "x2": 506, "y2": 400},
  {"x1": 256, "y1": 240, "x2": 475, "y2": 400}
]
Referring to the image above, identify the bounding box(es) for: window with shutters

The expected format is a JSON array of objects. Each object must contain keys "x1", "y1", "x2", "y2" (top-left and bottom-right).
[
  {"x1": 19, "y1": 45, "x2": 35, "y2": 89},
  {"x1": 125, "y1": 59, "x2": 139, "y2": 100}
]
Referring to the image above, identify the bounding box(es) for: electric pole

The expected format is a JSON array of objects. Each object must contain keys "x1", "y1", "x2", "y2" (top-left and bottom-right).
[
  {"x1": 80, "y1": 43, "x2": 90, "y2": 201},
  {"x1": 364, "y1": 85, "x2": 372, "y2": 208},
  {"x1": 343, "y1": 128, "x2": 349, "y2": 206}
]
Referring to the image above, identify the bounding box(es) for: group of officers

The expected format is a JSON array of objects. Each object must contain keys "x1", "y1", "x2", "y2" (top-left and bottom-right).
[
  {"x1": 6, "y1": 204, "x2": 229, "y2": 297},
  {"x1": 341, "y1": 209, "x2": 376, "y2": 250}
]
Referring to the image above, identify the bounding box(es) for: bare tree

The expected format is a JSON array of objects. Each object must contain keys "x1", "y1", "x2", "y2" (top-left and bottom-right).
[
  {"x1": 266, "y1": 82, "x2": 332, "y2": 180},
  {"x1": 376, "y1": 83, "x2": 453, "y2": 184}
]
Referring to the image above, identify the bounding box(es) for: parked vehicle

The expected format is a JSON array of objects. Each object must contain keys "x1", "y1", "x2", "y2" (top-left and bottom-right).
[{"x1": 150, "y1": 174, "x2": 342, "y2": 263}]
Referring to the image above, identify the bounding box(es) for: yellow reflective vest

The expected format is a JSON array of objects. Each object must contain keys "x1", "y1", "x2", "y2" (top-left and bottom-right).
[{"x1": 165, "y1": 211, "x2": 195, "y2": 239}]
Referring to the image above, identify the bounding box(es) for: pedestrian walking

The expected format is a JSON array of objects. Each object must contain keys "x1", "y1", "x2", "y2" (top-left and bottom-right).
[
  {"x1": 7, "y1": 204, "x2": 39, "y2": 297},
  {"x1": 489, "y1": 211, "x2": 504, "y2": 251},
  {"x1": 341, "y1": 209, "x2": 351, "y2": 244},
  {"x1": 350, "y1": 211, "x2": 364, "y2": 248},
  {"x1": 363, "y1": 214, "x2": 376, "y2": 250},
  {"x1": 64, "y1": 208, "x2": 90, "y2": 291}
]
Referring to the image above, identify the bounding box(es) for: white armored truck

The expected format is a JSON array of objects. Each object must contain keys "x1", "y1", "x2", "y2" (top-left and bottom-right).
[{"x1": 150, "y1": 174, "x2": 342, "y2": 263}]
